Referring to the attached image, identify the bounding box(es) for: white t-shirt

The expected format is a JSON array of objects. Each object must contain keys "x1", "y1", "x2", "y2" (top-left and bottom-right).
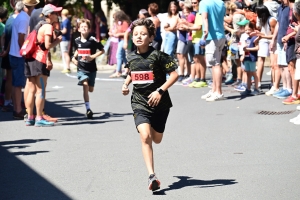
[
  {"x1": 9, "y1": 11, "x2": 30, "y2": 57},
  {"x1": 157, "y1": 13, "x2": 168, "y2": 34},
  {"x1": 239, "y1": 33, "x2": 249, "y2": 55}
]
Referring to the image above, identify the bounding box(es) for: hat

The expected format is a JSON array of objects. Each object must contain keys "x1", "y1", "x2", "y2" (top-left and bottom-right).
[
  {"x1": 42, "y1": 4, "x2": 62, "y2": 16},
  {"x1": 23, "y1": 0, "x2": 39, "y2": 6},
  {"x1": 236, "y1": 19, "x2": 249, "y2": 26},
  {"x1": 139, "y1": 9, "x2": 148, "y2": 15}
]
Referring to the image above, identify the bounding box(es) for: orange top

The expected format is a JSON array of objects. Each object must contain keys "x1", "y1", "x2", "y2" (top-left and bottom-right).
[{"x1": 33, "y1": 24, "x2": 53, "y2": 64}]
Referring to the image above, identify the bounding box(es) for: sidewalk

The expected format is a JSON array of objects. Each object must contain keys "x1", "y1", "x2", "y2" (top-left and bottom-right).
[{"x1": 52, "y1": 59, "x2": 116, "y2": 73}]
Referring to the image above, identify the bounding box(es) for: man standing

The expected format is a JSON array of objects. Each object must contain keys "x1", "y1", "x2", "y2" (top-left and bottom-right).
[
  {"x1": 9, "y1": 0, "x2": 38, "y2": 119},
  {"x1": 199, "y1": 0, "x2": 226, "y2": 101},
  {"x1": 60, "y1": 9, "x2": 71, "y2": 73}
]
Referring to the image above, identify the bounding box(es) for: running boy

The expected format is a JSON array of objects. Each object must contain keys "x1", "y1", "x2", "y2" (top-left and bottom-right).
[
  {"x1": 121, "y1": 19, "x2": 178, "y2": 191},
  {"x1": 72, "y1": 19, "x2": 104, "y2": 119},
  {"x1": 241, "y1": 23, "x2": 260, "y2": 96}
]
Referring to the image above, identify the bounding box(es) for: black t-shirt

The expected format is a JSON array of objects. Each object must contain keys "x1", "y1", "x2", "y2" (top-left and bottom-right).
[
  {"x1": 125, "y1": 47, "x2": 178, "y2": 114},
  {"x1": 75, "y1": 36, "x2": 104, "y2": 72}
]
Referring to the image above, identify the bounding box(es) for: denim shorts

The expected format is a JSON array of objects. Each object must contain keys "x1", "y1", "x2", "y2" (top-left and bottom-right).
[
  {"x1": 9, "y1": 55, "x2": 26, "y2": 87},
  {"x1": 276, "y1": 43, "x2": 287, "y2": 66},
  {"x1": 193, "y1": 43, "x2": 205, "y2": 56},
  {"x1": 77, "y1": 70, "x2": 97, "y2": 87},
  {"x1": 243, "y1": 61, "x2": 256, "y2": 72}
]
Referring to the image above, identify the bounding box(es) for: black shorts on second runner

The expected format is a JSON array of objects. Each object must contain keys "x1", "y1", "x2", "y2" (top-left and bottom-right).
[
  {"x1": 25, "y1": 58, "x2": 50, "y2": 77},
  {"x1": 133, "y1": 109, "x2": 170, "y2": 133}
]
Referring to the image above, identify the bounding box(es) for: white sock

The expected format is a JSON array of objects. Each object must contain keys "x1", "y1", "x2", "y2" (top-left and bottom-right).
[
  {"x1": 85, "y1": 102, "x2": 90, "y2": 110},
  {"x1": 287, "y1": 88, "x2": 292, "y2": 93}
]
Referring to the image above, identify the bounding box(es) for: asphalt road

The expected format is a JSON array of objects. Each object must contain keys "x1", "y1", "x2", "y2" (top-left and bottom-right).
[{"x1": 1, "y1": 69, "x2": 300, "y2": 200}]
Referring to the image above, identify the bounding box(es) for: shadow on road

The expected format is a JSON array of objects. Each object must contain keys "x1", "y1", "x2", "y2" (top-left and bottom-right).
[
  {"x1": 0, "y1": 139, "x2": 72, "y2": 200},
  {"x1": 153, "y1": 176, "x2": 237, "y2": 195}
]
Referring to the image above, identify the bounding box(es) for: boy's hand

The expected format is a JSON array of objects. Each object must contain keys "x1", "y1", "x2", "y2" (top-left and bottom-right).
[
  {"x1": 72, "y1": 58, "x2": 78, "y2": 66},
  {"x1": 122, "y1": 84, "x2": 129, "y2": 95},
  {"x1": 147, "y1": 91, "x2": 162, "y2": 107},
  {"x1": 85, "y1": 55, "x2": 95, "y2": 62}
]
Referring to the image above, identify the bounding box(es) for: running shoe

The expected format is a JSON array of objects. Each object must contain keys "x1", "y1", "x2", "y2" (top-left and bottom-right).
[
  {"x1": 265, "y1": 87, "x2": 278, "y2": 96},
  {"x1": 86, "y1": 109, "x2": 94, "y2": 119},
  {"x1": 1, "y1": 104, "x2": 13, "y2": 112},
  {"x1": 289, "y1": 114, "x2": 300, "y2": 123},
  {"x1": 234, "y1": 83, "x2": 246, "y2": 92},
  {"x1": 177, "y1": 75, "x2": 184, "y2": 82},
  {"x1": 182, "y1": 78, "x2": 193, "y2": 86},
  {"x1": 43, "y1": 114, "x2": 58, "y2": 123},
  {"x1": 274, "y1": 89, "x2": 292, "y2": 99},
  {"x1": 282, "y1": 96, "x2": 300, "y2": 105},
  {"x1": 251, "y1": 89, "x2": 260, "y2": 96},
  {"x1": 25, "y1": 119, "x2": 35, "y2": 126},
  {"x1": 206, "y1": 93, "x2": 225, "y2": 102},
  {"x1": 24, "y1": 113, "x2": 28, "y2": 122},
  {"x1": 266, "y1": 70, "x2": 272, "y2": 75},
  {"x1": 35, "y1": 119, "x2": 54, "y2": 127},
  {"x1": 193, "y1": 81, "x2": 208, "y2": 88},
  {"x1": 240, "y1": 89, "x2": 252, "y2": 96},
  {"x1": 231, "y1": 80, "x2": 241, "y2": 87},
  {"x1": 297, "y1": 106, "x2": 300, "y2": 111},
  {"x1": 13, "y1": 111, "x2": 25, "y2": 120},
  {"x1": 293, "y1": 117, "x2": 300, "y2": 125},
  {"x1": 272, "y1": 88, "x2": 283, "y2": 97},
  {"x1": 188, "y1": 81, "x2": 197, "y2": 88},
  {"x1": 224, "y1": 77, "x2": 234, "y2": 85},
  {"x1": 61, "y1": 69, "x2": 71, "y2": 73},
  {"x1": 201, "y1": 90, "x2": 213, "y2": 99},
  {"x1": 148, "y1": 174, "x2": 160, "y2": 191}
]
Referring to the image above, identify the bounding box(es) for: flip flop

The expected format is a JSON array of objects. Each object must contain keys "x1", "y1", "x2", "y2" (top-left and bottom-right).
[{"x1": 109, "y1": 73, "x2": 121, "y2": 78}]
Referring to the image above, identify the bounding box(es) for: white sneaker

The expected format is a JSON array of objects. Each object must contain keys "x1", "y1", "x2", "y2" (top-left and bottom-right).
[
  {"x1": 265, "y1": 86, "x2": 278, "y2": 96},
  {"x1": 289, "y1": 114, "x2": 300, "y2": 123},
  {"x1": 206, "y1": 93, "x2": 225, "y2": 102},
  {"x1": 297, "y1": 105, "x2": 300, "y2": 111},
  {"x1": 266, "y1": 70, "x2": 272, "y2": 76},
  {"x1": 201, "y1": 90, "x2": 213, "y2": 100},
  {"x1": 294, "y1": 117, "x2": 300, "y2": 125}
]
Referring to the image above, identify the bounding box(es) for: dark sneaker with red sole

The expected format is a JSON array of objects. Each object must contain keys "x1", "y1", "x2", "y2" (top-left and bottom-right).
[{"x1": 148, "y1": 174, "x2": 160, "y2": 191}]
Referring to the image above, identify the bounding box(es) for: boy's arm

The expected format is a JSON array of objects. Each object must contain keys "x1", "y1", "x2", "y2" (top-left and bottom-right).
[{"x1": 71, "y1": 50, "x2": 78, "y2": 65}]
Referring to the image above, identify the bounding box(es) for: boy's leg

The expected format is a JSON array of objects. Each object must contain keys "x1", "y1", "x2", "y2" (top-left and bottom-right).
[{"x1": 82, "y1": 80, "x2": 90, "y2": 105}]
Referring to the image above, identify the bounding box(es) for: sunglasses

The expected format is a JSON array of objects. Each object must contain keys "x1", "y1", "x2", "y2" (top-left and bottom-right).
[{"x1": 192, "y1": 2, "x2": 198, "y2": 4}]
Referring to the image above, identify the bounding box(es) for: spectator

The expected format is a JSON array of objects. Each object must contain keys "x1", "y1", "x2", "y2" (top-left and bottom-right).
[
  {"x1": 95, "y1": 10, "x2": 108, "y2": 41},
  {"x1": 81, "y1": 4, "x2": 94, "y2": 34},
  {"x1": 0, "y1": 6, "x2": 8, "y2": 107},
  {"x1": 9, "y1": 0, "x2": 38, "y2": 119},
  {"x1": 107, "y1": 13, "x2": 118, "y2": 66},
  {"x1": 60, "y1": 9, "x2": 72, "y2": 73},
  {"x1": 148, "y1": 3, "x2": 162, "y2": 50},
  {"x1": 200, "y1": 0, "x2": 226, "y2": 101}
]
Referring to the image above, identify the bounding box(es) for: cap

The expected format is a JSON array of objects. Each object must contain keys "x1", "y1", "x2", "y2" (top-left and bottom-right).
[
  {"x1": 42, "y1": 4, "x2": 62, "y2": 16},
  {"x1": 139, "y1": 9, "x2": 148, "y2": 15},
  {"x1": 236, "y1": 19, "x2": 249, "y2": 26}
]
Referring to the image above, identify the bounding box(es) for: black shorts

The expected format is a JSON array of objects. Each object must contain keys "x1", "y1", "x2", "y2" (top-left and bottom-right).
[
  {"x1": 286, "y1": 42, "x2": 296, "y2": 63},
  {"x1": 1, "y1": 56, "x2": 11, "y2": 69},
  {"x1": 133, "y1": 109, "x2": 170, "y2": 133},
  {"x1": 25, "y1": 58, "x2": 50, "y2": 77}
]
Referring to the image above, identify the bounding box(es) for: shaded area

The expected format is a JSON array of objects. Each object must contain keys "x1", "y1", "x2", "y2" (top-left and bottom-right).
[
  {"x1": 153, "y1": 176, "x2": 237, "y2": 195},
  {"x1": 0, "y1": 140, "x2": 72, "y2": 200}
]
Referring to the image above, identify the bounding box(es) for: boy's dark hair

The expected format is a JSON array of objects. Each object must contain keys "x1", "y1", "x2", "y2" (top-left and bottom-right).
[
  {"x1": 246, "y1": 22, "x2": 255, "y2": 30},
  {"x1": 148, "y1": 3, "x2": 159, "y2": 15},
  {"x1": 131, "y1": 18, "x2": 156, "y2": 38},
  {"x1": 0, "y1": 6, "x2": 8, "y2": 20},
  {"x1": 78, "y1": 19, "x2": 91, "y2": 29}
]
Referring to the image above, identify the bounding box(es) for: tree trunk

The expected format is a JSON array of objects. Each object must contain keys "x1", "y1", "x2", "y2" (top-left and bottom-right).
[{"x1": 93, "y1": 0, "x2": 101, "y2": 14}]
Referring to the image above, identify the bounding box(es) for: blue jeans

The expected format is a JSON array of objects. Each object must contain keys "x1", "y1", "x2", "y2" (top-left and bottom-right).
[
  {"x1": 164, "y1": 32, "x2": 177, "y2": 58},
  {"x1": 116, "y1": 39, "x2": 127, "y2": 73}
]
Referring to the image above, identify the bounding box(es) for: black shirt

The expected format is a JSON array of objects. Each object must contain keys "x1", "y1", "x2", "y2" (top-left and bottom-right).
[
  {"x1": 125, "y1": 47, "x2": 178, "y2": 114},
  {"x1": 29, "y1": 8, "x2": 43, "y2": 32},
  {"x1": 75, "y1": 36, "x2": 104, "y2": 72}
]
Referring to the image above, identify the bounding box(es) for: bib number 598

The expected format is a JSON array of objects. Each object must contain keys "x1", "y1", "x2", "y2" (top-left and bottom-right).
[{"x1": 135, "y1": 73, "x2": 150, "y2": 80}]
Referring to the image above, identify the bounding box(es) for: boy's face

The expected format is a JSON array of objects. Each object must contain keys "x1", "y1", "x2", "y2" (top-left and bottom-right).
[
  {"x1": 79, "y1": 22, "x2": 90, "y2": 34},
  {"x1": 132, "y1": 25, "x2": 153, "y2": 47},
  {"x1": 183, "y1": 9, "x2": 190, "y2": 18}
]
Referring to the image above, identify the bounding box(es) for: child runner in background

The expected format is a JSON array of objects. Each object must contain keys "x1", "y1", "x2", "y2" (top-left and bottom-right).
[
  {"x1": 241, "y1": 23, "x2": 260, "y2": 96},
  {"x1": 72, "y1": 19, "x2": 104, "y2": 119},
  {"x1": 121, "y1": 19, "x2": 178, "y2": 192}
]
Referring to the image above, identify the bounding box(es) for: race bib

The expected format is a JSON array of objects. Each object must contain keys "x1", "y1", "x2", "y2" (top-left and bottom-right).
[
  {"x1": 131, "y1": 71, "x2": 154, "y2": 84},
  {"x1": 78, "y1": 49, "x2": 91, "y2": 56}
]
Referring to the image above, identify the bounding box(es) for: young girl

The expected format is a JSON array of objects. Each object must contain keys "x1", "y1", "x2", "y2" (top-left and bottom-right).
[
  {"x1": 121, "y1": 19, "x2": 178, "y2": 191},
  {"x1": 72, "y1": 19, "x2": 104, "y2": 119},
  {"x1": 241, "y1": 23, "x2": 260, "y2": 96}
]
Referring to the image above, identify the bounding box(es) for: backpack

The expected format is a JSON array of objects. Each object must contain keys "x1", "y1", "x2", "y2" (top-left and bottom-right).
[
  {"x1": 244, "y1": 9, "x2": 257, "y2": 26},
  {"x1": 20, "y1": 21, "x2": 49, "y2": 59}
]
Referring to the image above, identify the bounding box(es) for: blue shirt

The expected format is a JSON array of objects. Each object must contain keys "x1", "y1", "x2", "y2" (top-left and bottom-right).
[
  {"x1": 60, "y1": 18, "x2": 71, "y2": 41},
  {"x1": 199, "y1": 0, "x2": 225, "y2": 40},
  {"x1": 4, "y1": 14, "x2": 16, "y2": 49},
  {"x1": 244, "y1": 36, "x2": 258, "y2": 62},
  {"x1": 277, "y1": 5, "x2": 289, "y2": 45}
]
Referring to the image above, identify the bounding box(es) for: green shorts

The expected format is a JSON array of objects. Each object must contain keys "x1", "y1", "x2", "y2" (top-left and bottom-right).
[{"x1": 77, "y1": 71, "x2": 97, "y2": 87}]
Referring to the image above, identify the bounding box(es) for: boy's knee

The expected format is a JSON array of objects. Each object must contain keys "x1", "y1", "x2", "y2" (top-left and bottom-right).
[{"x1": 89, "y1": 87, "x2": 94, "y2": 92}]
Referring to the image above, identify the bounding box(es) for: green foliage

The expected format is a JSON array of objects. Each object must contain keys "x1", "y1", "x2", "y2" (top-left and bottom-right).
[{"x1": 1, "y1": 0, "x2": 14, "y2": 14}]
